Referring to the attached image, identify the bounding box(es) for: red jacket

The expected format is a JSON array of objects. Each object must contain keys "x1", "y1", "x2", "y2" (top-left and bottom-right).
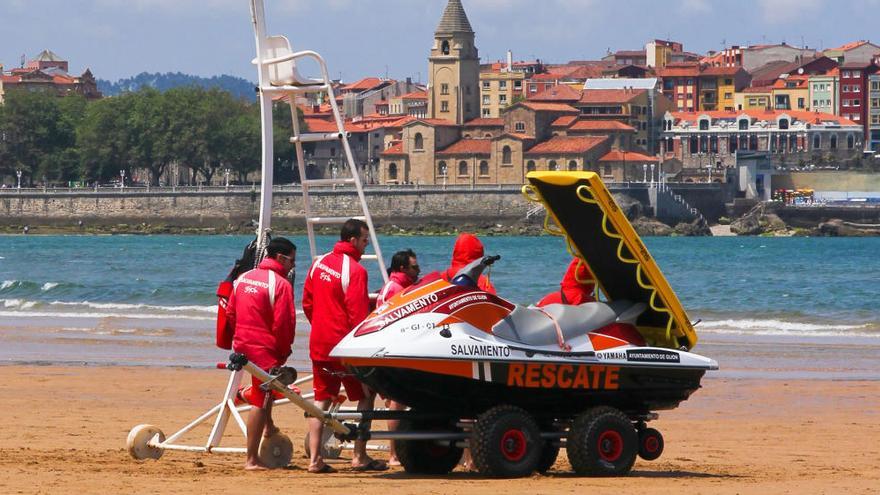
[
  {"x1": 537, "y1": 258, "x2": 596, "y2": 307},
  {"x1": 443, "y1": 233, "x2": 496, "y2": 294},
  {"x1": 303, "y1": 241, "x2": 370, "y2": 361},
  {"x1": 227, "y1": 257, "x2": 296, "y2": 370},
  {"x1": 377, "y1": 271, "x2": 414, "y2": 306}
]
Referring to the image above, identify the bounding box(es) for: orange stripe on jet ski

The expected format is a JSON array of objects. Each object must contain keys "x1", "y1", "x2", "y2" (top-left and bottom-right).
[
  {"x1": 341, "y1": 357, "x2": 473, "y2": 379},
  {"x1": 446, "y1": 303, "x2": 512, "y2": 333},
  {"x1": 589, "y1": 333, "x2": 630, "y2": 351}
]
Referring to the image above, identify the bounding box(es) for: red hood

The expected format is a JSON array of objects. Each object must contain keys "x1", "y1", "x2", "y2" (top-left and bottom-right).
[
  {"x1": 561, "y1": 259, "x2": 594, "y2": 291},
  {"x1": 447, "y1": 233, "x2": 485, "y2": 275},
  {"x1": 258, "y1": 257, "x2": 289, "y2": 277},
  {"x1": 389, "y1": 270, "x2": 414, "y2": 287},
  {"x1": 333, "y1": 240, "x2": 363, "y2": 261}
]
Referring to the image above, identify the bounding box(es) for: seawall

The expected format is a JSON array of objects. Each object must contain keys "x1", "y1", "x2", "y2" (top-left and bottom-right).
[{"x1": 0, "y1": 184, "x2": 728, "y2": 230}]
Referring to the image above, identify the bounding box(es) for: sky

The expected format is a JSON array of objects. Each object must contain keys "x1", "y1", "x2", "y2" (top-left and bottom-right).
[{"x1": 2, "y1": 0, "x2": 880, "y2": 83}]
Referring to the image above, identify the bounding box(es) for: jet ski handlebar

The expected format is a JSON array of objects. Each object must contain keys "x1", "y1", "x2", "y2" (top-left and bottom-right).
[{"x1": 452, "y1": 255, "x2": 500, "y2": 289}]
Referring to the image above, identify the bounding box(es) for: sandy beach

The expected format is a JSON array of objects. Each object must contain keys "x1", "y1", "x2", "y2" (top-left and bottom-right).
[{"x1": 0, "y1": 365, "x2": 877, "y2": 495}]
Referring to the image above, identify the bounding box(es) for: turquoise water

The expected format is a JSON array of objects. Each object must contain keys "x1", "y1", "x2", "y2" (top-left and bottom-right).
[{"x1": 1, "y1": 234, "x2": 879, "y2": 377}]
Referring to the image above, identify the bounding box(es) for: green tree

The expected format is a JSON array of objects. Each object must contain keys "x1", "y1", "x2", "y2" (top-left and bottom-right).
[{"x1": 0, "y1": 90, "x2": 83, "y2": 185}]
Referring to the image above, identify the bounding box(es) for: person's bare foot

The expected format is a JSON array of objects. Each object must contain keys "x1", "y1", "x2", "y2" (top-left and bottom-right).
[
  {"x1": 388, "y1": 456, "x2": 401, "y2": 467},
  {"x1": 244, "y1": 460, "x2": 270, "y2": 471}
]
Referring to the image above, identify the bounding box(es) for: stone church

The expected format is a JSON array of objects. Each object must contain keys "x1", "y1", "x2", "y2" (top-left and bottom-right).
[{"x1": 378, "y1": 0, "x2": 649, "y2": 186}]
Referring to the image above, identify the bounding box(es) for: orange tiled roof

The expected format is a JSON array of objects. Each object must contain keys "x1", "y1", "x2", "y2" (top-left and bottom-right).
[
  {"x1": 829, "y1": 40, "x2": 870, "y2": 52},
  {"x1": 342, "y1": 77, "x2": 384, "y2": 92},
  {"x1": 530, "y1": 84, "x2": 582, "y2": 102},
  {"x1": 578, "y1": 89, "x2": 645, "y2": 104},
  {"x1": 551, "y1": 115, "x2": 578, "y2": 127},
  {"x1": 526, "y1": 136, "x2": 608, "y2": 155},
  {"x1": 569, "y1": 120, "x2": 636, "y2": 132},
  {"x1": 599, "y1": 150, "x2": 659, "y2": 162},
  {"x1": 404, "y1": 118, "x2": 459, "y2": 127},
  {"x1": 381, "y1": 141, "x2": 406, "y2": 156},
  {"x1": 518, "y1": 101, "x2": 579, "y2": 113},
  {"x1": 401, "y1": 91, "x2": 427, "y2": 100},
  {"x1": 437, "y1": 139, "x2": 492, "y2": 156},
  {"x1": 464, "y1": 118, "x2": 504, "y2": 127},
  {"x1": 742, "y1": 86, "x2": 774, "y2": 94}
]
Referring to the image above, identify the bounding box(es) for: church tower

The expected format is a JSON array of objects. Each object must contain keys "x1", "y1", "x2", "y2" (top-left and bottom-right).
[{"x1": 427, "y1": 0, "x2": 480, "y2": 124}]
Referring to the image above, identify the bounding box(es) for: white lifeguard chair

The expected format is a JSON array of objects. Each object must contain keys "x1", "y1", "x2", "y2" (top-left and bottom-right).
[
  {"x1": 125, "y1": 0, "x2": 391, "y2": 466},
  {"x1": 250, "y1": 0, "x2": 387, "y2": 279}
]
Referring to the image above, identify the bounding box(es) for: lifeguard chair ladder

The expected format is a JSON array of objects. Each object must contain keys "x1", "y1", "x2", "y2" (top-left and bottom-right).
[{"x1": 249, "y1": 0, "x2": 387, "y2": 281}]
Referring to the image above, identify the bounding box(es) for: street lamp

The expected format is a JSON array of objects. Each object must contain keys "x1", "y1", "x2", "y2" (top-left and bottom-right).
[
  {"x1": 16, "y1": 169, "x2": 22, "y2": 189},
  {"x1": 650, "y1": 163, "x2": 655, "y2": 186},
  {"x1": 119, "y1": 169, "x2": 126, "y2": 190},
  {"x1": 642, "y1": 164, "x2": 648, "y2": 182},
  {"x1": 224, "y1": 168, "x2": 231, "y2": 190}
]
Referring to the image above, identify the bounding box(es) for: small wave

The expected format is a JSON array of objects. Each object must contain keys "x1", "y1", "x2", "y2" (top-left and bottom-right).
[
  {"x1": 41, "y1": 282, "x2": 59, "y2": 292},
  {"x1": 699, "y1": 318, "x2": 879, "y2": 338},
  {"x1": 1, "y1": 280, "x2": 16, "y2": 291},
  {"x1": 0, "y1": 310, "x2": 213, "y2": 321},
  {"x1": 49, "y1": 301, "x2": 218, "y2": 314}
]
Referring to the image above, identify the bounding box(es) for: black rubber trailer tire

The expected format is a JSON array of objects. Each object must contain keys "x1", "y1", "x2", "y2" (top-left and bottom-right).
[
  {"x1": 567, "y1": 406, "x2": 637, "y2": 477},
  {"x1": 638, "y1": 427, "x2": 664, "y2": 461},
  {"x1": 470, "y1": 405, "x2": 543, "y2": 478},
  {"x1": 394, "y1": 416, "x2": 463, "y2": 475}
]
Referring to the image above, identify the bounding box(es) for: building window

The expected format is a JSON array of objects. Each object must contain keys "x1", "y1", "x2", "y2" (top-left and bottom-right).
[
  {"x1": 441, "y1": 101, "x2": 449, "y2": 112},
  {"x1": 699, "y1": 119, "x2": 709, "y2": 130},
  {"x1": 330, "y1": 147, "x2": 336, "y2": 157},
  {"x1": 847, "y1": 134, "x2": 855, "y2": 149},
  {"x1": 499, "y1": 81, "x2": 507, "y2": 90},
  {"x1": 414, "y1": 133, "x2": 424, "y2": 151},
  {"x1": 830, "y1": 135, "x2": 838, "y2": 149},
  {"x1": 854, "y1": 99, "x2": 861, "y2": 107},
  {"x1": 438, "y1": 161, "x2": 448, "y2": 176},
  {"x1": 499, "y1": 94, "x2": 507, "y2": 105},
  {"x1": 458, "y1": 161, "x2": 468, "y2": 177},
  {"x1": 479, "y1": 160, "x2": 489, "y2": 176},
  {"x1": 482, "y1": 81, "x2": 490, "y2": 90},
  {"x1": 568, "y1": 160, "x2": 578, "y2": 171},
  {"x1": 441, "y1": 83, "x2": 449, "y2": 95},
  {"x1": 526, "y1": 160, "x2": 536, "y2": 172},
  {"x1": 482, "y1": 95, "x2": 490, "y2": 105},
  {"x1": 514, "y1": 80, "x2": 522, "y2": 90},
  {"x1": 441, "y1": 40, "x2": 450, "y2": 55},
  {"x1": 813, "y1": 135, "x2": 820, "y2": 149},
  {"x1": 738, "y1": 119, "x2": 749, "y2": 130},
  {"x1": 482, "y1": 108, "x2": 491, "y2": 117},
  {"x1": 798, "y1": 98, "x2": 805, "y2": 109},
  {"x1": 502, "y1": 146, "x2": 512, "y2": 164},
  {"x1": 515, "y1": 122, "x2": 526, "y2": 133},
  {"x1": 779, "y1": 118, "x2": 789, "y2": 130},
  {"x1": 388, "y1": 163, "x2": 398, "y2": 181},
  {"x1": 548, "y1": 160, "x2": 558, "y2": 171}
]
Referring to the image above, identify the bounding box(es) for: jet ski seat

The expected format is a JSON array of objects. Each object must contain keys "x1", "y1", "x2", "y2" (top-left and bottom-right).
[{"x1": 492, "y1": 300, "x2": 646, "y2": 348}]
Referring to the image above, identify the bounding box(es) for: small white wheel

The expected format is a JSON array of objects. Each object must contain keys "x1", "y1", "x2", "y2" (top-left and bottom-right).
[
  {"x1": 259, "y1": 432, "x2": 293, "y2": 468},
  {"x1": 303, "y1": 429, "x2": 343, "y2": 459},
  {"x1": 127, "y1": 424, "x2": 165, "y2": 460}
]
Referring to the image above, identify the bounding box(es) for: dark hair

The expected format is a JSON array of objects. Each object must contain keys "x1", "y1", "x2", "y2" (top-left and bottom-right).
[
  {"x1": 389, "y1": 249, "x2": 417, "y2": 274},
  {"x1": 266, "y1": 237, "x2": 296, "y2": 258},
  {"x1": 340, "y1": 218, "x2": 369, "y2": 241}
]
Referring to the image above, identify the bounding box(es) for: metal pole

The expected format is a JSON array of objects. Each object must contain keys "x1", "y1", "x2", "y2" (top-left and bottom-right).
[{"x1": 16, "y1": 170, "x2": 22, "y2": 189}]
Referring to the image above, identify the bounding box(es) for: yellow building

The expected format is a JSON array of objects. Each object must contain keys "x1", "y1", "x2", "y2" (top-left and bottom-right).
[
  {"x1": 427, "y1": 0, "x2": 480, "y2": 125},
  {"x1": 479, "y1": 70, "x2": 526, "y2": 118},
  {"x1": 769, "y1": 76, "x2": 810, "y2": 111},
  {"x1": 736, "y1": 87, "x2": 772, "y2": 110}
]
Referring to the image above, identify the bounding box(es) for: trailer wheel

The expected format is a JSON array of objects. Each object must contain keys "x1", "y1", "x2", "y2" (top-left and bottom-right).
[
  {"x1": 126, "y1": 424, "x2": 165, "y2": 460},
  {"x1": 471, "y1": 405, "x2": 543, "y2": 478},
  {"x1": 638, "y1": 427, "x2": 664, "y2": 461},
  {"x1": 394, "y1": 416, "x2": 463, "y2": 475},
  {"x1": 259, "y1": 432, "x2": 293, "y2": 468},
  {"x1": 567, "y1": 406, "x2": 637, "y2": 476},
  {"x1": 303, "y1": 429, "x2": 343, "y2": 460}
]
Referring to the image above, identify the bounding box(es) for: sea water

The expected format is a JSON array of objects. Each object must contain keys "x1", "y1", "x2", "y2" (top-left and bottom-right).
[{"x1": 0, "y1": 235, "x2": 878, "y2": 379}]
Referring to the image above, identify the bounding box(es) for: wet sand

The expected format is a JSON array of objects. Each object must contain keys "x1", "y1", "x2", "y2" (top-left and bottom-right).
[{"x1": 1, "y1": 366, "x2": 878, "y2": 495}]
